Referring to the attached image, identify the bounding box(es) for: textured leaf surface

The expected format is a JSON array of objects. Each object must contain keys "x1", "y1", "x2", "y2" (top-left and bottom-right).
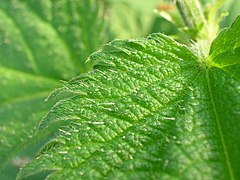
[
  {"x1": 19, "y1": 18, "x2": 240, "y2": 179},
  {"x1": 0, "y1": 0, "x2": 107, "y2": 168}
]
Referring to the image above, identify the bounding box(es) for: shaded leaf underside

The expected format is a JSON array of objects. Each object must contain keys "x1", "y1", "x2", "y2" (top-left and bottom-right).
[
  {"x1": 19, "y1": 27, "x2": 239, "y2": 180},
  {"x1": 0, "y1": 0, "x2": 107, "y2": 167}
]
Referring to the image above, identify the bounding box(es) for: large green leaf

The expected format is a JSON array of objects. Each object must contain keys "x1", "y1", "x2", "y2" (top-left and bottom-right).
[
  {"x1": 18, "y1": 16, "x2": 240, "y2": 179},
  {"x1": 0, "y1": 0, "x2": 107, "y2": 170}
]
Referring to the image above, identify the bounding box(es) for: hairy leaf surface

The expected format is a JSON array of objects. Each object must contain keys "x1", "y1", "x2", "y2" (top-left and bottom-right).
[
  {"x1": 19, "y1": 17, "x2": 240, "y2": 179},
  {"x1": 0, "y1": 0, "x2": 107, "y2": 169}
]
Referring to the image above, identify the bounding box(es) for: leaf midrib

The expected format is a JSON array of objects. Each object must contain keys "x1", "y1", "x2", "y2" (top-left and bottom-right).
[
  {"x1": 0, "y1": 2, "x2": 83, "y2": 74},
  {"x1": 20, "y1": 1, "x2": 85, "y2": 73},
  {"x1": 205, "y1": 69, "x2": 235, "y2": 180},
  {"x1": 0, "y1": 8, "x2": 39, "y2": 74},
  {"x1": 0, "y1": 65, "x2": 61, "y2": 109},
  {"x1": 0, "y1": 66, "x2": 61, "y2": 82},
  {"x1": 0, "y1": 91, "x2": 53, "y2": 109}
]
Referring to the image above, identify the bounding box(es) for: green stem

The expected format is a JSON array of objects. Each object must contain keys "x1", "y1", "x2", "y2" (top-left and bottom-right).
[
  {"x1": 176, "y1": 1, "x2": 193, "y2": 28},
  {"x1": 176, "y1": 0, "x2": 208, "y2": 31},
  {"x1": 176, "y1": 0, "x2": 212, "y2": 59}
]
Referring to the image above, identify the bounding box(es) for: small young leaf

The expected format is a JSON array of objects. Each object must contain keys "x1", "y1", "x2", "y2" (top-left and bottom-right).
[{"x1": 208, "y1": 16, "x2": 240, "y2": 79}]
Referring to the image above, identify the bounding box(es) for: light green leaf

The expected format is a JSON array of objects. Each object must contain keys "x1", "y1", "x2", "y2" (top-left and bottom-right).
[
  {"x1": 208, "y1": 16, "x2": 240, "y2": 79},
  {"x1": 18, "y1": 15, "x2": 240, "y2": 179},
  {"x1": 0, "y1": 0, "x2": 107, "y2": 169}
]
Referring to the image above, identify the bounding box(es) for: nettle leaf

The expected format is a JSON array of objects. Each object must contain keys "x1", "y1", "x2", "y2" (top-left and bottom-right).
[
  {"x1": 0, "y1": 0, "x2": 107, "y2": 168},
  {"x1": 19, "y1": 17, "x2": 240, "y2": 179}
]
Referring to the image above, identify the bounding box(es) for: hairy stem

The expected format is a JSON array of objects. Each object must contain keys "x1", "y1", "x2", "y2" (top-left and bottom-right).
[
  {"x1": 176, "y1": 1, "x2": 194, "y2": 28},
  {"x1": 175, "y1": 0, "x2": 213, "y2": 60},
  {"x1": 176, "y1": 0, "x2": 208, "y2": 31}
]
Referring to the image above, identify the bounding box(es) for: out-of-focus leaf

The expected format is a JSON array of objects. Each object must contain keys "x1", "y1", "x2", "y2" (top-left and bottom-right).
[
  {"x1": 0, "y1": 0, "x2": 108, "y2": 170},
  {"x1": 106, "y1": 0, "x2": 160, "y2": 38},
  {"x1": 221, "y1": 0, "x2": 240, "y2": 28}
]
